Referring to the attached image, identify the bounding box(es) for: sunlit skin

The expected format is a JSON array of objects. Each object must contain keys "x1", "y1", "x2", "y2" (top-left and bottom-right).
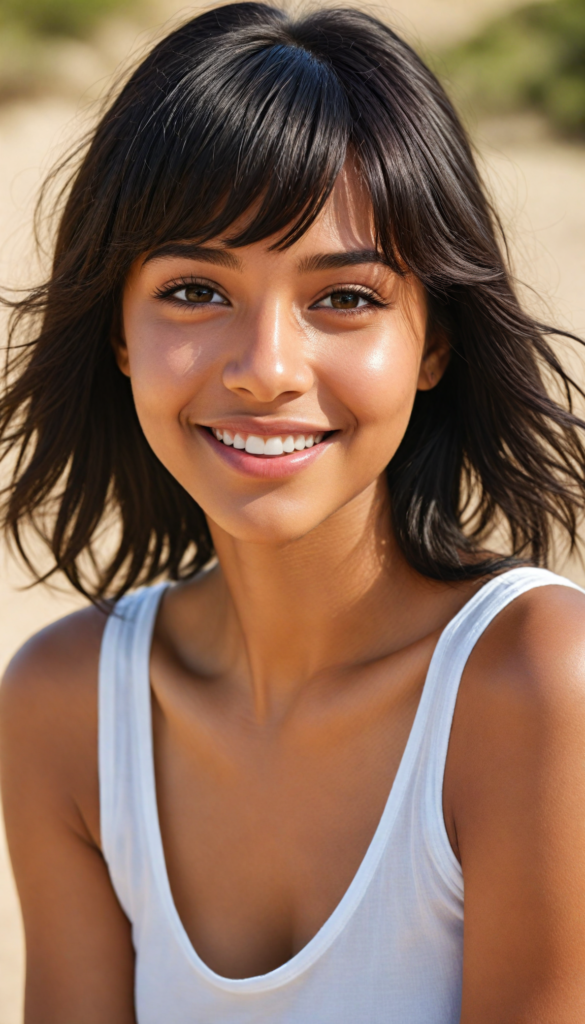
[
  {"x1": 116, "y1": 164, "x2": 454, "y2": 709},
  {"x1": 119, "y1": 166, "x2": 443, "y2": 549},
  {"x1": 5, "y1": 163, "x2": 585, "y2": 1024}
]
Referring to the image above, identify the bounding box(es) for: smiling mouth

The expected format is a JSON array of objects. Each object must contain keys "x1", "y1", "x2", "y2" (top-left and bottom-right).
[{"x1": 206, "y1": 427, "x2": 333, "y2": 457}]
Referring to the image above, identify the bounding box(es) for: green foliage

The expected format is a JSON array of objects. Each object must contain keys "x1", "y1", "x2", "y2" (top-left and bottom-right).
[
  {"x1": 0, "y1": 0, "x2": 129, "y2": 37},
  {"x1": 444, "y1": 0, "x2": 585, "y2": 137}
]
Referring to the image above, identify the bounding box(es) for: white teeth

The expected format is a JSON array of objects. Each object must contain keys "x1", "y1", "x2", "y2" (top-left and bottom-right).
[
  {"x1": 264, "y1": 436, "x2": 284, "y2": 456},
  {"x1": 245, "y1": 435, "x2": 265, "y2": 455},
  {"x1": 213, "y1": 429, "x2": 327, "y2": 455}
]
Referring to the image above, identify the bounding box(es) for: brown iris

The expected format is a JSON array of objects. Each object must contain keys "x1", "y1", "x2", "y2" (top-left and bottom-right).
[
  {"x1": 184, "y1": 284, "x2": 215, "y2": 303},
  {"x1": 329, "y1": 291, "x2": 362, "y2": 309}
]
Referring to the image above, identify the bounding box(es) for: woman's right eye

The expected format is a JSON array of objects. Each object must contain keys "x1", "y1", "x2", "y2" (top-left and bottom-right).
[{"x1": 172, "y1": 284, "x2": 227, "y2": 305}]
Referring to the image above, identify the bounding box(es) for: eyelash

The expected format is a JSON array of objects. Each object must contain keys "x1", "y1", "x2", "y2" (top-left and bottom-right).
[
  {"x1": 152, "y1": 276, "x2": 388, "y2": 312},
  {"x1": 153, "y1": 276, "x2": 228, "y2": 307},
  {"x1": 312, "y1": 285, "x2": 388, "y2": 312}
]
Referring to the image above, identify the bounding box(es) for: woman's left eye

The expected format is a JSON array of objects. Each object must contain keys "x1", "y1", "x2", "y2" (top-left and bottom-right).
[
  {"x1": 315, "y1": 290, "x2": 372, "y2": 311},
  {"x1": 172, "y1": 284, "x2": 226, "y2": 305}
]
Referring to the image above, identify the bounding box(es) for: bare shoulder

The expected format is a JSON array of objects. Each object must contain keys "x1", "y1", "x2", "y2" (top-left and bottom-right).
[
  {"x1": 445, "y1": 580, "x2": 585, "y2": 855},
  {"x1": 0, "y1": 603, "x2": 110, "y2": 845},
  {"x1": 466, "y1": 580, "x2": 585, "y2": 710},
  {"x1": 1, "y1": 603, "x2": 107, "y2": 727}
]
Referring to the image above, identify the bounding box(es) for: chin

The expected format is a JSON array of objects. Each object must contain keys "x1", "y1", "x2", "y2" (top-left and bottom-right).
[{"x1": 205, "y1": 497, "x2": 333, "y2": 547}]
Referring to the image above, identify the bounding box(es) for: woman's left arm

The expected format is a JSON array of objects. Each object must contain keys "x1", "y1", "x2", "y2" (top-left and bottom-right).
[{"x1": 445, "y1": 583, "x2": 585, "y2": 1024}]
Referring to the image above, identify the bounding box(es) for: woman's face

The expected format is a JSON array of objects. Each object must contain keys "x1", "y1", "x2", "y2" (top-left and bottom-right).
[{"x1": 119, "y1": 166, "x2": 449, "y2": 545}]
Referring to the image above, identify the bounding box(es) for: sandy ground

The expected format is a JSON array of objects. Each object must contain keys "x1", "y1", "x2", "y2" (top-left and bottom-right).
[{"x1": 0, "y1": 1, "x2": 584, "y2": 1019}]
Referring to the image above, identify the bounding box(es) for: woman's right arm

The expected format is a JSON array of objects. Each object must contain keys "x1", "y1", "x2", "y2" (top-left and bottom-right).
[{"x1": 0, "y1": 609, "x2": 136, "y2": 1024}]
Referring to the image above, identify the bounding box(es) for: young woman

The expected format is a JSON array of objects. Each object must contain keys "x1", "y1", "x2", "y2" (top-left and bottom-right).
[{"x1": 2, "y1": 4, "x2": 585, "y2": 1021}]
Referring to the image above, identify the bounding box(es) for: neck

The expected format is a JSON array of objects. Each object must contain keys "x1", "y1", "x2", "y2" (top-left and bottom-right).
[{"x1": 203, "y1": 477, "x2": 445, "y2": 719}]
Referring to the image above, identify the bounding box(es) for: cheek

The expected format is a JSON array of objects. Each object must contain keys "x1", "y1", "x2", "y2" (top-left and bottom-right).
[
  {"x1": 324, "y1": 327, "x2": 421, "y2": 438},
  {"x1": 123, "y1": 312, "x2": 210, "y2": 425}
]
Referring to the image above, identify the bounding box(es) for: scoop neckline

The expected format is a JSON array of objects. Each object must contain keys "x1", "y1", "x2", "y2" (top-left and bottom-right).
[{"x1": 130, "y1": 572, "x2": 522, "y2": 994}]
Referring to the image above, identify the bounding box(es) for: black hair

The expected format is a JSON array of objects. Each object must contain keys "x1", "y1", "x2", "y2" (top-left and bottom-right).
[{"x1": 2, "y1": 2, "x2": 585, "y2": 599}]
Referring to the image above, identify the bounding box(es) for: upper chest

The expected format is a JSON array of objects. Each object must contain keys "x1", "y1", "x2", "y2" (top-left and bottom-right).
[{"x1": 149, "y1": 645, "x2": 430, "y2": 979}]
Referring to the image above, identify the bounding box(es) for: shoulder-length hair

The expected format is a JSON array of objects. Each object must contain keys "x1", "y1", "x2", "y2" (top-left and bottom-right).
[{"x1": 1, "y1": 2, "x2": 585, "y2": 600}]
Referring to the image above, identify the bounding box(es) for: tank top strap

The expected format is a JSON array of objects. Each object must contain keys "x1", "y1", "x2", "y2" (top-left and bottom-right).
[
  {"x1": 98, "y1": 582, "x2": 168, "y2": 920},
  {"x1": 412, "y1": 565, "x2": 584, "y2": 896}
]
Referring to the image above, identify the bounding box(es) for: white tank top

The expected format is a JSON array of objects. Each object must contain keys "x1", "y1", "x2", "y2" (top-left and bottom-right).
[{"x1": 99, "y1": 566, "x2": 580, "y2": 1023}]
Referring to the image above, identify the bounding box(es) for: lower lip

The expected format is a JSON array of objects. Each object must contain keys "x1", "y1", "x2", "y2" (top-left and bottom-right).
[{"x1": 198, "y1": 428, "x2": 335, "y2": 479}]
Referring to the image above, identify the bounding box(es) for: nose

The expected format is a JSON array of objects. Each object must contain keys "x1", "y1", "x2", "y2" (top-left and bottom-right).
[{"x1": 221, "y1": 299, "x2": 314, "y2": 403}]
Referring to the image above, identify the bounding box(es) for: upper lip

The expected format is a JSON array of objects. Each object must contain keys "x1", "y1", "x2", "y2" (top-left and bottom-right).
[{"x1": 197, "y1": 419, "x2": 335, "y2": 436}]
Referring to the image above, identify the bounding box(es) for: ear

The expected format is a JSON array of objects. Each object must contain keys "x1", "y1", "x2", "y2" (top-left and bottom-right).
[
  {"x1": 417, "y1": 324, "x2": 450, "y2": 391},
  {"x1": 111, "y1": 314, "x2": 131, "y2": 377}
]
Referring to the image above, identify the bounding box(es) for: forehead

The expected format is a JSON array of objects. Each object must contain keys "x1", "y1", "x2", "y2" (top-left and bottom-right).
[
  {"x1": 298, "y1": 161, "x2": 375, "y2": 254},
  {"x1": 135, "y1": 160, "x2": 378, "y2": 276},
  {"x1": 210, "y1": 159, "x2": 375, "y2": 259}
]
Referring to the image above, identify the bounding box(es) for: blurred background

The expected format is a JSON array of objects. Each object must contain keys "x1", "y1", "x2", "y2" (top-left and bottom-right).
[{"x1": 0, "y1": 0, "x2": 584, "y2": 1018}]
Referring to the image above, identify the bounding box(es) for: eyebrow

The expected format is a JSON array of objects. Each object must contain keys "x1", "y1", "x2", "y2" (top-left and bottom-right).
[
  {"x1": 297, "y1": 249, "x2": 390, "y2": 273},
  {"x1": 143, "y1": 243, "x2": 243, "y2": 269},
  {"x1": 142, "y1": 243, "x2": 389, "y2": 274}
]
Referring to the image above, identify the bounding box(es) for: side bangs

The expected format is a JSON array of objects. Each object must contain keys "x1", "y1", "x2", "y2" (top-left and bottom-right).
[{"x1": 105, "y1": 26, "x2": 352, "y2": 259}]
